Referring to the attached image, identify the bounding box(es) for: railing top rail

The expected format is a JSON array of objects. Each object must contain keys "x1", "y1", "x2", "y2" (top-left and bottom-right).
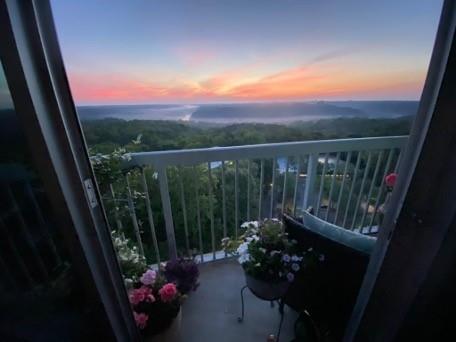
[{"x1": 125, "y1": 135, "x2": 408, "y2": 168}]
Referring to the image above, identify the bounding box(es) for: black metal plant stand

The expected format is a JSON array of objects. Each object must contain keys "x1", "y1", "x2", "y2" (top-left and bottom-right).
[{"x1": 237, "y1": 285, "x2": 286, "y2": 341}]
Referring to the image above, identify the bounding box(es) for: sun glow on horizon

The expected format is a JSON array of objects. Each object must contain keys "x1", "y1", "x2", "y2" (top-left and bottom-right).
[{"x1": 51, "y1": 0, "x2": 442, "y2": 105}]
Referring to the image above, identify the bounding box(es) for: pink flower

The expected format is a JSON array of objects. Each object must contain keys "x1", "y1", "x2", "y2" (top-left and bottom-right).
[
  {"x1": 129, "y1": 286, "x2": 156, "y2": 305},
  {"x1": 159, "y1": 283, "x2": 177, "y2": 302},
  {"x1": 140, "y1": 269, "x2": 157, "y2": 285},
  {"x1": 385, "y1": 173, "x2": 398, "y2": 188},
  {"x1": 133, "y1": 312, "x2": 149, "y2": 329}
]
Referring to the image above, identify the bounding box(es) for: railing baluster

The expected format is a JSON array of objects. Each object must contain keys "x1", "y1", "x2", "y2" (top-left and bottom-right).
[
  {"x1": 0, "y1": 253, "x2": 15, "y2": 289},
  {"x1": 270, "y1": 158, "x2": 277, "y2": 218},
  {"x1": 247, "y1": 160, "x2": 251, "y2": 221},
  {"x1": 316, "y1": 153, "x2": 329, "y2": 217},
  {"x1": 6, "y1": 186, "x2": 49, "y2": 280},
  {"x1": 157, "y1": 166, "x2": 177, "y2": 259},
  {"x1": 258, "y1": 159, "x2": 264, "y2": 220},
  {"x1": 0, "y1": 215, "x2": 34, "y2": 287},
  {"x1": 235, "y1": 160, "x2": 239, "y2": 238},
  {"x1": 334, "y1": 151, "x2": 352, "y2": 224},
  {"x1": 325, "y1": 152, "x2": 340, "y2": 221},
  {"x1": 221, "y1": 161, "x2": 227, "y2": 239},
  {"x1": 109, "y1": 183, "x2": 124, "y2": 232},
  {"x1": 369, "y1": 149, "x2": 394, "y2": 230},
  {"x1": 6, "y1": 185, "x2": 49, "y2": 281},
  {"x1": 178, "y1": 167, "x2": 190, "y2": 256},
  {"x1": 193, "y1": 166, "x2": 204, "y2": 262},
  {"x1": 342, "y1": 152, "x2": 363, "y2": 228},
  {"x1": 359, "y1": 151, "x2": 384, "y2": 230},
  {"x1": 292, "y1": 156, "x2": 301, "y2": 216},
  {"x1": 394, "y1": 150, "x2": 402, "y2": 172},
  {"x1": 303, "y1": 153, "x2": 318, "y2": 212},
  {"x1": 282, "y1": 157, "x2": 289, "y2": 215},
  {"x1": 125, "y1": 173, "x2": 145, "y2": 257},
  {"x1": 207, "y1": 162, "x2": 216, "y2": 260},
  {"x1": 351, "y1": 152, "x2": 373, "y2": 230},
  {"x1": 25, "y1": 182, "x2": 61, "y2": 265},
  {"x1": 140, "y1": 168, "x2": 161, "y2": 263}
]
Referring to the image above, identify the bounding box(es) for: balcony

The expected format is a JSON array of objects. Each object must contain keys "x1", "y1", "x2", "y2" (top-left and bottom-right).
[
  {"x1": 101, "y1": 135, "x2": 407, "y2": 340},
  {"x1": 155, "y1": 258, "x2": 298, "y2": 342}
]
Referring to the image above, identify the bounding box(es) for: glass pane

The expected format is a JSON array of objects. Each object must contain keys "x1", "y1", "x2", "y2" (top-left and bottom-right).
[{"x1": 0, "y1": 62, "x2": 114, "y2": 340}]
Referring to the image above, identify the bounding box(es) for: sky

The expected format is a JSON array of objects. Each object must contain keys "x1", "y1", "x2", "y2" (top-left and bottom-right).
[{"x1": 51, "y1": 0, "x2": 443, "y2": 105}]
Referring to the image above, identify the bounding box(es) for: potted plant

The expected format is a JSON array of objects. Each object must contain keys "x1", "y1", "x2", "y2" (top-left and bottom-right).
[
  {"x1": 112, "y1": 234, "x2": 201, "y2": 336},
  {"x1": 222, "y1": 219, "x2": 306, "y2": 300},
  {"x1": 163, "y1": 257, "x2": 200, "y2": 295},
  {"x1": 128, "y1": 268, "x2": 184, "y2": 336}
]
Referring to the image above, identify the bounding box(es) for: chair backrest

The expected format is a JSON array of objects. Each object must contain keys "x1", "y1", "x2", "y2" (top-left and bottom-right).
[
  {"x1": 283, "y1": 212, "x2": 376, "y2": 339},
  {"x1": 299, "y1": 211, "x2": 377, "y2": 255}
]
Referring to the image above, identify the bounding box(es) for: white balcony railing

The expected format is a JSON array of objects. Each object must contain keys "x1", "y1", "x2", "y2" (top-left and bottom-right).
[{"x1": 113, "y1": 136, "x2": 407, "y2": 263}]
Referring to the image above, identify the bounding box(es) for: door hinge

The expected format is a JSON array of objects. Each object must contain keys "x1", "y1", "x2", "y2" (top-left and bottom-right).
[{"x1": 84, "y1": 178, "x2": 98, "y2": 208}]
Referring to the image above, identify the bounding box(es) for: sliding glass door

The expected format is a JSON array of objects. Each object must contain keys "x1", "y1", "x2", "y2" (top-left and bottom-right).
[
  {"x1": 0, "y1": 1, "x2": 138, "y2": 341},
  {"x1": 0, "y1": 60, "x2": 116, "y2": 341}
]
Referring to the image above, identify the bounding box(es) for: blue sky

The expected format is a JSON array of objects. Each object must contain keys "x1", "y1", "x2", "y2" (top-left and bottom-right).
[{"x1": 51, "y1": 0, "x2": 443, "y2": 104}]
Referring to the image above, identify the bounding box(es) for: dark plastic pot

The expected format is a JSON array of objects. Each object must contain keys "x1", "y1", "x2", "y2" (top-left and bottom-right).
[{"x1": 245, "y1": 273, "x2": 290, "y2": 300}]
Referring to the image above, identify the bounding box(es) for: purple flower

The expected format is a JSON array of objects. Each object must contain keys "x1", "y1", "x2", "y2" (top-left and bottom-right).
[
  {"x1": 291, "y1": 255, "x2": 302, "y2": 262},
  {"x1": 287, "y1": 272, "x2": 295, "y2": 282},
  {"x1": 140, "y1": 269, "x2": 156, "y2": 285},
  {"x1": 282, "y1": 254, "x2": 291, "y2": 263},
  {"x1": 164, "y1": 258, "x2": 200, "y2": 294},
  {"x1": 291, "y1": 263, "x2": 300, "y2": 272}
]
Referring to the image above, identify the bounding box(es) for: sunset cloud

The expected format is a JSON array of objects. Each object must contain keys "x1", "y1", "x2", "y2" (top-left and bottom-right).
[{"x1": 68, "y1": 59, "x2": 425, "y2": 104}]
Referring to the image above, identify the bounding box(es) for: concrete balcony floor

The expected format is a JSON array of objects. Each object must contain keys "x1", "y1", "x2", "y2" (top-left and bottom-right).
[{"x1": 152, "y1": 258, "x2": 298, "y2": 342}]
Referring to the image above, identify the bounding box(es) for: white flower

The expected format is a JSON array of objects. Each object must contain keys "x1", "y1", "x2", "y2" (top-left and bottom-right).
[
  {"x1": 254, "y1": 263, "x2": 261, "y2": 267},
  {"x1": 259, "y1": 248, "x2": 266, "y2": 254},
  {"x1": 270, "y1": 250, "x2": 281, "y2": 257},
  {"x1": 121, "y1": 153, "x2": 132, "y2": 161},
  {"x1": 241, "y1": 221, "x2": 259, "y2": 229},
  {"x1": 238, "y1": 253, "x2": 250, "y2": 264},
  {"x1": 236, "y1": 242, "x2": 249, "y2": 255}
]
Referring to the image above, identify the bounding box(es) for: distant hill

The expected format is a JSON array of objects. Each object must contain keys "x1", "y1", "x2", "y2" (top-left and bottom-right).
[
  {"x1": 330, "y1": 101, "x2": 419, "y2": 117},
  {"x1": 191, "y1": 101, "x2": 418, "y2": 122},
  {"x1": 76, "y1": 101, "x2": 419, "y2": 123}
]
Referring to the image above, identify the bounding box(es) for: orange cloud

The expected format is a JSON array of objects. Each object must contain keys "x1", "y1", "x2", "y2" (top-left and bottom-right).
[{"x1": 68, "y1": 61, "x2": 424, "y2": 104}]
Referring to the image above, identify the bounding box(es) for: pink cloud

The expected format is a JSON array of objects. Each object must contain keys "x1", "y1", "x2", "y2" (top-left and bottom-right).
[{"x1": 68, "y1": 61, "x2": 424, "y2": 104}]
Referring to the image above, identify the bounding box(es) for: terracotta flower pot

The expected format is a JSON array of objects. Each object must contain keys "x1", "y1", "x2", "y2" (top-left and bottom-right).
[{"x1": 245, "y1": 274, "x2": 290, "y2": 301}]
